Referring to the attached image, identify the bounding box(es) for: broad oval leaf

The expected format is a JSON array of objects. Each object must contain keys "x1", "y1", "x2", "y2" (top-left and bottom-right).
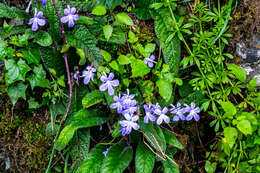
[
  {"x1": 101, "y1": 143, "x2": 133, "y2": 173},
  {"x1": 115, "y1": 12, "x2": 134, "y2": 26},
  {"x1": 131, "y1": 59, "x2": 150, "y2": 78},
  {"x1": 82, "y1": 90, "x2": 104, "y2": 108},
  {"x1": 163, "y1": 129, "x2": 183, "y2": 149},
  {"x1": 237, "y1": 119, "x2": 252, "y2": 135},
  {"x1": 103, "y1": 25, "x2": 113, "y2": 41},
  {"x1": 56, "y1": 109, "x2": 107, "y2": 150},
  {"x1": 92, "y1": 5, "x2": 107, "y2": 16},
  {"x1": 76, "y1": 144, "x2": 106, "y2": 173},
  {"x1": 156, "y1": 79, "x2": 172, "y2": 101},
  {"x1": 34, "y1": 31, "x2": 53, "y2": 47},
  {"x1": 135, "y1": 142, "x2": 155, "y2": 173}
]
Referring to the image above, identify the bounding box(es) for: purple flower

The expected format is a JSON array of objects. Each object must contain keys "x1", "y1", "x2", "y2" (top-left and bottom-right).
[
  {"x1": 61, "y1": 6, "x2": 79, "y2": 28},
  {"x1": 99, "y1": 72, "x2": 119, "y2": 96},
  {"x1": 25, "y1": 0, "x2": 32, "y2": 13},
  {"x1": 110, "y1": 94, "x2": 124, "y2": 114},
  {"x1": 143, "y1": 103, "x2": 156, "y2": 123},
  {"x1": 103, "y1": 147, "x2": 111, "y2": 157},
  {"x1": 29, "y1": 8, "x2": 46, "y2": 31},
  {"x1": 170, "y1": 103, "x2": 186, "y2": 121},
  {"x1": 73, "y1": 71, "x2": 81, "y2": 80},
  {"x1": 119, "y1": 114, "x2": 140, "y2": 136},
  {"x1": 38, "y1": 0, "x2": 47, "y2": 6},
  {"x1": 122, "y1": 103, "x2": 138, "y2": 115},
  {"x1": 185, "y1": 102, "x2": 200, "y2": 121},
  {"x1": 154, "y1": 106, "x2": 170, "y2": 125},
  {"x1": 82, "y1": 65, "x2": 96, "y2": 85},
  {"x1": 143, "y1": 54, "x2": 156, "y2": 68},
  {"x1": 121, "y1": 89, "x2": 136, "y2": 107}
]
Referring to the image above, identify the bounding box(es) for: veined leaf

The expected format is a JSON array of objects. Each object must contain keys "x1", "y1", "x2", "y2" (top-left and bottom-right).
[
  {"x1": 76, "y1": 145, "x2": 106, "y2": 173},
  {"x1": 7, "y1": 83, "x2": 27, "y2": 105},
  {"x1": 0, "y1": 3, "x2": 29, "y2": 19},
  {"x1": 67, "y1": 25, "x2": 103, "y2": 67},
  {"x1": 82, "y1": 90, "x2": 104, "y2": 108},
  {"x1": 154, "y1": 9, "x2": 180, "y2": 74},
  {"x1": 135, "y1": 142, "x2": 155, "y2": 173},
  {"x1": 56, "y1": 109, "x2": 107, "y2": 150},
  {"x1": 27, "y1": 65, "x2": 50, "y2": 89},
  {"x1": 101, "y1": 143, "x2": 133, "y2": 173},
  {"x1": 156, "y1": 79, "x2": 172, "y2": 101},
  {"x1": 131, "y1": 59, "x2": 150, "y2": 78},
  {"x1": 5, "y1": 59, "x2": 31, "y2": 85},
  {"x1": 34, "y1": 31, "x2": 53, "y2": 47},
  {"x1": 103, "y1": 25, "x2": 113, "y2": 41},
  {"x1": 163, "y1": 129, "x2": 183, "y2": 149},
  {"x1": 226, "y1": 63, "x2": 246, "y2": 82},
  {"x1": 115, "y1": 13, "x2": 134, "y2": 26}
]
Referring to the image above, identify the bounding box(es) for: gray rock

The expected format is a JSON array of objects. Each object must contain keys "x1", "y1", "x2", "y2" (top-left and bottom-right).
[{"x1": 236, "y1": 35, "x2": 260, "y2": 86}]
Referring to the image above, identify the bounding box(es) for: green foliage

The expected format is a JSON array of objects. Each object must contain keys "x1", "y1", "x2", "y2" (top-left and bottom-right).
[
  {"x1": 101, "y1": 143, "x2": 133, "y2": 173},
  {"x1": 7, "y1": 83, "x2": 27, "y2": 105},
  {"x1": 82, "y1": 90, "x2": 104, "y2": 108},
  {"x1": 135, "y1": 142, "x2": 155, "y2": 173},
  {"x1": 0, "y1": 3, "x2": 29, "y2": 19},
  {"x1": 115, "y1": 13, "x2": 134, "y2": 26},
  {"x1": 34, "y1": 31, "x2": 53, "y2": 47}
]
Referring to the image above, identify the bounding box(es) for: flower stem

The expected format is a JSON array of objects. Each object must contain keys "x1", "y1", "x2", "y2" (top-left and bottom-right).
[{"x1": 46, "y1": 1, "x2": 73, "y2": 172}]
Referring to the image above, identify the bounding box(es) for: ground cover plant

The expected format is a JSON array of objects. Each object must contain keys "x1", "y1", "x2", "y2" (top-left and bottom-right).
[{"x1": 0, "y1": 0, "x2": 259, "y2": 172}]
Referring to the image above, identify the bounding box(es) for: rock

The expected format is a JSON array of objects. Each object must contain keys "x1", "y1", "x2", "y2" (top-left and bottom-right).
[
  {"x1": 0, "y1": 140, "x2": 11, "y2": 172},
  {"x1": 236, "y1": 35, "x2": 260, "y2": 86}
]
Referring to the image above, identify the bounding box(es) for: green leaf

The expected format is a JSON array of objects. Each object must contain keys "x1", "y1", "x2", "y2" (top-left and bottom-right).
[
  {"x1": 56, "y1": 109, "x2": 107, "y2": 150},
  {"x1": 163, "y1": 129, "x2": 183, "y2": 149},
  {"x1": 145, "y1": 43, "x2": 156, "y2": 54},
  {"x1": 92, "y1": 5, "x2": 107, "y2": 15},
  {"x1": 247, "y1": 78, "x2": 257, "y2": 91},
  {"x1": 140, "y1": 122, "x2": 166, "y2": 153},
  {"x1": 28, "y1": 98, "x2": 40, "y2": 109},
  {"x1": 205, "y1": 161, "x2": 217, "y2": 173},
  {"x1": 61, "y1": 44, "x2": 70, "y2": 53},
  {"x1": 115, "y1": 12, "x2": 134, "y2": 26},
  {"x1": 237, "y1": 120, "x2": 252, "y2": 135},
  {"x1": 0, "y1": 39, "x2": 13, "y2": 60},
  {"x1": 67, "y1": 25, "x2": 103, "y2": 67},
  {"x1": 56, "y1": 125, "x2": 78, "y2": 151},
  {"x1": 156, "y1": 79, "x2": 172, "y2": 101},
  {"x1": 77, "y1": 16, "x2": 93, "y2": 25},
  {"x1": 103, "y1": 25, "x2": 113, "y2": 41},
  {"x1": 22, "y1": 48, "x2": 41, "y2": 65},
  {"x1": 109, "y1": 60, "x2": 120, "y2": 72},
  {"x1": 128, "y1": 31, "x2": 138, "y2": 43},
  {"x1": 135, "y1": 142, "x2": 155, "y2": 173},
  {"x1": 118, "y1": 55, "x2": 130, "y2": 65},
  {"x1": 7, "y1": 83, "x2": 27, "y2": 105},
  {"x1": 226, "y1": 63, "x2": 247, "y2": 82},
  {"x1": 5, "y1": 59, "x2": 31, "y2": 85},
  {"x1": 101, "y1": 50, "x2": 112, "y2": 62},
  {"x1": 101, "y1": 143, "x2": 133, "y2": 173},
  {"x1": 162, "y1": 154, "x2": 179, "y2": 173},
  {"x1": 34, "y1": 31, "x2": 53, "y2": 47},
  {"x1": 70, "y1": 129, "x2": 91, "y2": 171},
  {"x1": 223, "y1": 127, "x2": 237, "y2": 148},
  {"x1": 133, "y1": 43, "x2": 149, "y2": 58},
  {"x1": 76, "y1": 145, "x2": 106, "y2": 173},
  {"x1": 27, "y1": 65, "x2": 50, "y2": 89},
  {"x1": 99, "y1": 0, "x2": 122, "y2": 10},
  {"x1": 220, "y1": 101, "x2": 236, "y2": 119},
  {"x1": 154, "y1": 9, "x2": 180, "y2": 74},
  {"x1": 44, "y1": 0, "x2": 63, "y2": 40},
  {"x1": 0, "y1": 3, "x2": 29, "y2": 19},
  {"x1": 131, "y1": 59, "x2": 150, "y2": 77},
  {"x1": 82, "y1": 90, "x2": 104, "y2": 108}
]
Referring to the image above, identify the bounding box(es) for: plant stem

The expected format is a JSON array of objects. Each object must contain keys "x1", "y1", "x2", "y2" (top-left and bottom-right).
[{"x1": 46, "y1": 1, "x2": 73, "y2": 172}]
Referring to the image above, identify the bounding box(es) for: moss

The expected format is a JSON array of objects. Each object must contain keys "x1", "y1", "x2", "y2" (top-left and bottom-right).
[{"x1": 0, "y1": 113, "x2": 51, "y2": 172}]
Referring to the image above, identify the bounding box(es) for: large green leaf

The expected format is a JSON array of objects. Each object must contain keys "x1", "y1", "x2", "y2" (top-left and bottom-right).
[
  {"x1": 226, "y1": 63, "x2": 247, "y2": 82},
  {"x1": 220, "y1": 101, "x2": 236, "y2": 119},
  {"x1": 67, "y1": 25, "x2": 103, "y2": 67},
  {"x1": 7, "y1": 83, "x2": 27, "y2": 105},
  {"x1": 223, "y1": 127, "x2": 237, "y2": 148},
  {"x1": 44, "y1": 0, "x2": 62, "y2": 41},
  {"x1": 0, "y1": 3, "x2": 29, "y2": 19},
  {"x1": 22, "y1": 47, "x2": 41, "y2": 65},
  {"x1": 135, "y1": 142, "x2": 155, "y2": 173},
  {"x1": 237, "y1": 120, "x2": 252, "y2": 135},
  {"x1": 101, "y1": 143, "x2": 133, "y2": 173},
  {"x1": 5, "y1": 59, "x2": 31, "y2": 85},
  {"x1": 27, "y1": 65, "x2": 50, "y2": 89},
  {"x1": 98, "y1": 0, "x2": 123, "y2": 10},
  {"x1": 154, "y1": 9, "x2": 180, "y2": 74},
  {"x1": 82, "y1": 90, "x2": 104, "y2": 108},
  {"x1": 156, "y1": 79, "x2": 172, "y2": 101},
  {"x1": 131, "y1": 59, "x2": 150, "y2": 78},
  {"x1": 56, "y1": 109, "x2": 107, "y2": 150},
  {"x1": 0, "y1": 39, "x2": 13, "y2": 60},
  {"x1": 92, "y1": 5, "x2": 107, "y2": 15},
  {"x1": 115, "y1": 13, "x2": 134, "y2": 26},
  {"x1": 34, "y1": 31, "x2": 53, "y2": 47},
  {"x1": 76, "y1": 145, "x2": 106, "y2": 173},
  {"x1": 140, "y1": 122, "x2": 166, "y2": 154},
  {"x1": 70, "y1": 129, "x2": 91, "y2": 172},
  {"x1": 163, "y1": 129, "x2": 183, "y2": 149},
  {"x1": 162, "y1": 155, "x2": 179, "y2": 173}
]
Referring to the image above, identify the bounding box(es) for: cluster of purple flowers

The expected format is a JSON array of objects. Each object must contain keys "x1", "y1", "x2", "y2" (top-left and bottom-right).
[
  {"x1": 110, "y1": 89, "x2": 140, "y2": 136},
  {"x1": 26, "y1": 1, "x2": 79, "y2": 31}
]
